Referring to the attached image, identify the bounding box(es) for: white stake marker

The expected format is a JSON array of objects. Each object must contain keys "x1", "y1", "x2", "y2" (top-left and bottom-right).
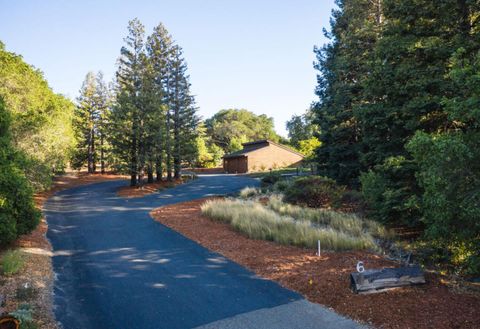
[{"x1": 317, "y1": 240, "x2": 321, "y2": 257}]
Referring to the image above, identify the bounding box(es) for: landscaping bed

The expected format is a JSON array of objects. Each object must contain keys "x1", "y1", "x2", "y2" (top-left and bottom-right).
[
  {"x1": 117, "y1": 178, "x2": 183, "y2": 198},
  {"x1": 0, "y1": 172, "x2": 127, "y2": 329},
  {"x1": 150, "y1": 198, "x2": 480, "y2": 329}
]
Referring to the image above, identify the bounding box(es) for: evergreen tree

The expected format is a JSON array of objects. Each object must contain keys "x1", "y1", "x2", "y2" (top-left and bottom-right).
[
  {"x1": 95, "y1": 72, "x2": 112, "y2": 174},
  {"x1": 111, "y1": 18, "x2": 146, "y2": 186},
  {"x1": 169, "y1": 46, "x2": 199, "y2": 179},
  {"x1": 73, "y1": 72, "x2": 98, "y2": 173},
  {"x1": 146, "y1": 23, "x2": 174, "y2": 181},
  {"x1": 313, "y1": 0, "x2": 383, "y2": 186},
  {"x1": 73, "y1": 71, "x2": 111, "y2": 173}
]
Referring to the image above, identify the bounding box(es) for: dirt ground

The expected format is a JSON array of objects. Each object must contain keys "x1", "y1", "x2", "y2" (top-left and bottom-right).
[
  {"x1": 0, "y1": 172, "x2": 126, "y2": 329},
  {"x1": 150, "y1": 198, "x2": 480, "y2": 329}
]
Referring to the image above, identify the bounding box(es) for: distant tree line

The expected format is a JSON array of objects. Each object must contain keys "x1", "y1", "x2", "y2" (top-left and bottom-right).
[{"x1": 313, "y1": 0, "x2": 480, "y2": 274}]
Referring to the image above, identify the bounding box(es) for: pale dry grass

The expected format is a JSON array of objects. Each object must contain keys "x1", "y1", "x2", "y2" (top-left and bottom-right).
[
  {"x1": 201, "y1": 199, "x2": 378, "y2": 251},
  {"x1": 267, "y1": 194, "x2": 391, "y2": 239}
]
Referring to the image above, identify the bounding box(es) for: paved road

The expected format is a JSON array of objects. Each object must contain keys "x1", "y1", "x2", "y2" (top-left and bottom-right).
[{"x1": 45, "y1": 174, "x2": 365, "y2": 329}]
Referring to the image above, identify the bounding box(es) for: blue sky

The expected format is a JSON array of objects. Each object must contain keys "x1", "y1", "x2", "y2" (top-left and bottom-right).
[{"x1": 0, "y1": 0, "x2": 336, "y2": 136}]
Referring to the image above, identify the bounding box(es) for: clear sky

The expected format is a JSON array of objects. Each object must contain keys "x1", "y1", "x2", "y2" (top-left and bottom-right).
[{"x1": 0, "y1": 0, "x2": 336, "y2": 136}]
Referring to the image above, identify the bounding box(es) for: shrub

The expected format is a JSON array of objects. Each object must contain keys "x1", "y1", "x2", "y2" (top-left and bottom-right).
[
  {"x1": 10, "y1": 303, "x2": 35, "y2": 327},
  {"x1": 360, "y1": 156, "x2": 421, "y2": 226},
  {"x1": 0, "y1": 99, "x2": 40, "y2": 245},
  {"x1": 260, "y1": 172, "x2": 281, "y2": 187},
  {"x1": 408, "y1": 131, "x2": 480, "y2": 275},
  {"x1": 201, "y1": 198, "x2": 378, "y2": 251},
  {"x1": 272, "y1": 179, "x2": 293, "y2": 193},
  {"x1": 1, "y1": 250, "x2": 25, "y2": 275},
  {"x1": 283, "y1": 176, "x2": 345, "y2": 208}
]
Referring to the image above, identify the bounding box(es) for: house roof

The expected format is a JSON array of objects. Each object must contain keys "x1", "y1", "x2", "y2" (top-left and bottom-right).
[{"x1": 223, "y1": 139, "x2": 304, "y2": 159}]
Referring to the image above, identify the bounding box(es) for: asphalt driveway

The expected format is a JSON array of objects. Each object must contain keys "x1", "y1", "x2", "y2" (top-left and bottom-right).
[{"x1": 45, "y1": 174, "x2": 365, "y2": 329}]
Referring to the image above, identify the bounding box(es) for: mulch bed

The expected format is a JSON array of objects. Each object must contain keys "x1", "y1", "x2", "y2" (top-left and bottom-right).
[
  {"x1": 150, "y1": 198, "x2": 480, "y2": 329},
  {"x1": 0, "y1": 172, "x2": 127, "y2": 329},
  {"x1": 117, "y1": 179, "x2": 183, "y2": 198}
]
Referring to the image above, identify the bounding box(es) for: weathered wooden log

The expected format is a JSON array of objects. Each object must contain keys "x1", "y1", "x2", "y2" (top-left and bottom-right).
[
  {"x1": 350, "y1": 265, "x2": 426, "y2": 294},
  {"x1": 0, "y1": 316, "x2": 19, "y2": 329}
]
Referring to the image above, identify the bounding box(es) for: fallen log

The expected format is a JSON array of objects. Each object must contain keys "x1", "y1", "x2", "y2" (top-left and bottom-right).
[{"x1": 350, "y1": 265, "x2": 426, "y2": 294}]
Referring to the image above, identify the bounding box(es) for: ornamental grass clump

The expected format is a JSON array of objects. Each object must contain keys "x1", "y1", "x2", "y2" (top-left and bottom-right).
[
  {"x1": 238, "y1": 187, "x2": 259, "y2": 199},
  {"x1": 267, "y1": 195, "x2": 391, "y2": 239},
  {"x1": 1, "y1": 250, "x2": 25, "y2": 276},
  {"x1": 201, "y1": 199, "x2": 378, "y2": 251}
]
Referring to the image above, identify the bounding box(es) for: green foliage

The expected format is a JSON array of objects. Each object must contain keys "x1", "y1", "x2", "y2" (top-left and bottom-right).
[
  {"x1": 313, "y1": 0, "x2": 480, "y2": 274},
  {"x1": 10, "y1": 303, "x2": 34, "y2": 325},
  {"x1": 283, "y1": 176, "x2": 346, "y2": 209},
  {"x1": 408, "y1": 133, "x2": 480, "y2": 274},
  {"x1": 72, "y1": 71, "x2": 111, "y2": 173},
  {"x1": 0, "y1": 41, "x2": 75, "y2": 189},
  {"x1": 0, "y1": 99, "x2": 40, "y2": 245},
  {"x1": 286, "y1": 108, "x2": 319, "y2": 148},
  {"x1": 360, "y1": 156, "x2": 421, "y2": 226},
  {"x1": 297, "y1": 137, "x2": 321, "y2": 159},
  {"x1": 1, "y1": 250, "x2": 25, "y2": 275},
  {"x1": 205, "y1": 109, "x2": 280, "y2": 153},
  {"x1": 110, "y1": 20, "x2": 199, "y2": 184},
  {"x1": 313, "y1": 0, "x2": 382, "y2": 186},
  {"x1": 260, "y1": 172, "x2": 281, "y2": 187}
]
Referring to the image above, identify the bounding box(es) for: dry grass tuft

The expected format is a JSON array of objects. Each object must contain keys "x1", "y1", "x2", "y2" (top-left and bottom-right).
[{"x1": 201, "y1": 198, "x2": 379, "y2": 251}]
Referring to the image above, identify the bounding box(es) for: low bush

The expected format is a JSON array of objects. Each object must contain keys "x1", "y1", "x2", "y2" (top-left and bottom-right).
[
  {"x1": 260, "y1": 172, "x2": 281, "y2": 187},
  {"x1": 201, "y1": 199, "x2": 378, "y2": 251},
  {"x1": 1, "y1": 250, "x2": 25, "y2": 276},
  {"x1": 283, "y1": 176, "x2": 346, "y2": 209},
  {"x1": 272, "y1": 179, "x2": 293, "y2": 193},
  {"x1": 10, "y1": 303, "x2": 36, "y2": 328}
]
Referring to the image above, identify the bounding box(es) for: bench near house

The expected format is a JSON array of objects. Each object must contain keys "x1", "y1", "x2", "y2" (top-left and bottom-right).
[{"x1": 223, "y1": 140, "x2": 304, "y2": 174}]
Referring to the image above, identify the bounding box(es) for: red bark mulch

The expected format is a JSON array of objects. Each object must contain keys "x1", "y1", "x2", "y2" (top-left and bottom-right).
[
  {"x1": 117, "y1": 179, "x2": 183, "y2": 198},
  {"x1": 150, "y1": 198, "x2": 480, "y2": 329}
]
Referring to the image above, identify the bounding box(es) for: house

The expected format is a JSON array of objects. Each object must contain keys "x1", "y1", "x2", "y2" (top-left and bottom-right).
[{"x1": 223, "y1": 140, "x2": 304, "y2": 173}]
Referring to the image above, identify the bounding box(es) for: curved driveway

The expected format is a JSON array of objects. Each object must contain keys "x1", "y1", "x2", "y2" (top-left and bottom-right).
[{"x1": 45, "y1": 174, "x2": 365, "y2": 329}]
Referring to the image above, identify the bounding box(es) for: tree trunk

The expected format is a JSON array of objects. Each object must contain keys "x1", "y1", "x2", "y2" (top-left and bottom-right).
[
  {"x1": 100, "y1": 132, "x2": 105, "y2": 174},
  {"x1": 166, "y1": 110, "x2": 173, "y2": 181},
  {"x1": 130, "y1": 122, "x2": 138, "y2": 187},
  {"x1": 156, "y1": 153, "x2": 163, "y2": 181},
  {"x1": 88, "y1": 126, "x2": 96, "y2": 174},
  {"x1": 147, "y1": 162, "x2": 154, "y2": 183},
  {"x1": 173, "y1": 86, "x2": 181, "y2": 179}
]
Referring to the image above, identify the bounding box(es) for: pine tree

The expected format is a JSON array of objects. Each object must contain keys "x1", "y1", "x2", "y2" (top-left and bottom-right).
[
  {"x1": 74, "y1": 72, "x2": 98, "y2": 173},
  {"x1": 112, "y1": 18, "x2": 145, "y2": 186},
  {"x1": 146, "y1": 23, "x2": 175, "y2": 182},
  {"x1": 73, "y1": 72, "x2": 111, "y2": 173},
  {"x1": 169, "y1": 46, "x2": 199, "y2": 179},
  {"x1": 313, "y1": 0, "x2": 383, "y2": 186},
  {"x1": 94, "y1": 72, "x2": 111, "y2": 174}
]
